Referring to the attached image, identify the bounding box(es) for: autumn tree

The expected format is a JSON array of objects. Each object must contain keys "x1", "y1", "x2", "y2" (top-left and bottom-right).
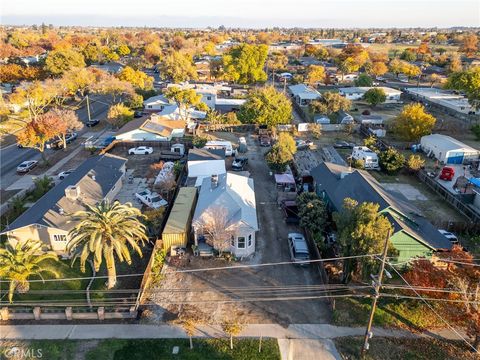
[
  {"x1": 370, "y1": 62, "x2": 388, "y2": 78},
  {"x1": 62, "y1": 67, "x2": 99, "y2": 97},
  {"x1": 446, "y1": 67, "x2": 480, "y2": 110},
  {"x1": 459, "y1": 34, "x2": 479, "y2": 57},
  {"x1": 223, "y1": 43, "x2": 268, "y2": 84},
  {"x1": 448, "y1": 54, "x2": 463, "y2": 73},
  {"x1": 416, "y1": 42, "x2": 431, "y2": 60},
  {"x1": 158, "y1": 51, "x2": 197, "y2": 82},
  {"x1": 45, "y1": 48, "x2": 86, "y2": 76},
  {"x1": 198, "y1": 206, "x2": 234, "y2": 255},
  {"x1": 117, "y1": 66, "x2": 154, "y2": 91},
  {"x1": 9, "y1": 81, "x2": 58, "y2": 121},
  {"x1": 333, "y1": 198, "x2": 394, "y2": 283},
  {"x1": 163, "y1": 87, "x2": 202, "y2": 121},
  {"x1": 221, "y1": 320, "x2": 244, "y2": 350},
  {"x1": 363, "y1": 88, "x2": 387, "y2": 107},
  {"x1": 49, "y1": 108, "x2": 83, "y2": 149},
  {"x1": 309, "y1": 91, "x2": 351, "y2": 116},
  {"x1": 238, "y1": 86, "x2": 292, "y2": 126},
  {"x1": 143, "y1": 42, "x2": 162, "y2": 64},
  {"x1": 267, "y1": 52, "x2": 288, "y2": 83},
  {"x1": 393, "y1": 103, "x2": 436, "y2": 141},
  {"x1": 305, "y1": 65, "x2": 326, "y2": 86},
  {"x1": 16, "y1": 112, "x2": 61, "y2": 161},
  {"x1": 406, "y1": 154, "x2": 425, "y2": 173},
  {"x1": 91, "y1": 73, "x2": 135, "y2": 102},
  {"x1": 107, "y1": 103, "x2": 134, "y2": 128}
]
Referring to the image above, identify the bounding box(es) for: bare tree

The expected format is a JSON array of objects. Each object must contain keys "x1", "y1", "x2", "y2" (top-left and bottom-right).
[{"x1": 199, "y1": 206, "x2": 234, "y2": 255}]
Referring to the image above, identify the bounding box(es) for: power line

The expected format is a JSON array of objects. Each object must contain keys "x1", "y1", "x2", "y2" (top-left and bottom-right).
[
  {"x1": 435, "y1": 259, "x2": 480, "y2": 267},
  {"x1": 382, "y1": 258, "x2": 479, "y2": 354},
  {"x1": 0, "y1": 254, "x2": 381, "y2": 284},
  {"x1": 379, "y1": 293, "x2": 480, "y2": 304}
]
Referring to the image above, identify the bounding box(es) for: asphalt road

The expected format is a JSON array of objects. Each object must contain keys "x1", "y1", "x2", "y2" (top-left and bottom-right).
[{"x1": 0, "y1": 95, "x2": 111, "y2": 190}]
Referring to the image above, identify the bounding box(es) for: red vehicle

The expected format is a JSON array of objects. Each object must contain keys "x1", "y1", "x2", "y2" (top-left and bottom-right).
[{"x1": 439, "y1": 166, "x2": 455, "y2": 181}]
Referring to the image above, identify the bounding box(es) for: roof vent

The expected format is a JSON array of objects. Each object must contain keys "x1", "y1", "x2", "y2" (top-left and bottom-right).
[
  {"x1": 65, "y1": 185, "x2": 80, "y2": 201},
  {"x1": 211, "y1": 174, "x2": 218, "y2": 189},
  {"x1": 59, "y1": 208, "x2": 65, "y2": 215}
]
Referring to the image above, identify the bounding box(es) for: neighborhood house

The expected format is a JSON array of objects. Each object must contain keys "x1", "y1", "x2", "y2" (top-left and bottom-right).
[
  {"x1": 192, "y1": 173, "x2": 258, "y2": 258},
  {"x1": 288, "y1": 84, "x2": 321, "y2": 106},
  {"x1": 420, "y1": 134, "x2": 480, "y2": 164},
  {"x1": 1, "y1": 154, "x2": 127, "y2": 257},
  {"x1": 115, "y1": 114, "x2": 187, "y2": 142},
  {"x1": 339, "y1": 87, "x2": 402, "y2": 102},
  {"x1": 187, "y1": 148, "x2": 227, "y2": 187}
]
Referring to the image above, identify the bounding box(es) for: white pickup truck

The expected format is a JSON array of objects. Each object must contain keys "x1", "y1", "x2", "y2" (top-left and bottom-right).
[{"x1": 135, "y1": 189, "x2": 168, "y2": 209}]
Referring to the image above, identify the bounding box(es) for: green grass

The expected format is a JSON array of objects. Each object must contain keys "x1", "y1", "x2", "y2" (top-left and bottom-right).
[
  {"x1": 332, "y1": 297, "x2": 444, "y2": 330},
  {"x1": 86, "y1": 338, "x2": 280, "y2": 360},
  {"x1": 0, "y1": 340, "x2": 77, "y2": 360},
  {"x1": 334, "y1": 336, "x2": 476, "y2": 360},
  {"x1": 2, "y1": 259, "x2": 93, "y2": 304}
]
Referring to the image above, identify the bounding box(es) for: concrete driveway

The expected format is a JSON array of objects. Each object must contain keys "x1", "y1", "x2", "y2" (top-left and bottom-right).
[{"x1": 150, "y1": 132, "x2": 331, "y2": 325}]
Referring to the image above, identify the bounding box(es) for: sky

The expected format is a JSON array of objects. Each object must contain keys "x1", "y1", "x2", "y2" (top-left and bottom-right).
[{"x1": 1, "y1": 0, "x2": 479, "y2": 28}]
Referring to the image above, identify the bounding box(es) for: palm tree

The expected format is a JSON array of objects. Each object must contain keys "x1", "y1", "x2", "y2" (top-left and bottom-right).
[
  {"x1": 0, "y1": 241, "x2": 59, "y2": 303},
  {"x1": 67, "y1": 200, "x2": 148, "y2": 289}
]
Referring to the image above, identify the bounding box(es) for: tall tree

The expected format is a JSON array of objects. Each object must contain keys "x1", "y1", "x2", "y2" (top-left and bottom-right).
[
  {"x1": 16, "y1": 112, "x2": 62, "y2": 160},
  {"x1": 68, "y1": 200, "x2": 148, "y2": 289},
  {"x1": 117, "y1": 66, "x2": 154, "y2": 91},
  {"x1": 49, "y1": 108, "x2": 84, "y2": 149},
  {"x1": 107, "y1": 103, "x2": 134, "y2": 128},
  {"x1": 223, "y1": 43, "x2": 268, "y2": 84},
  {"x1": 45, "y1": 48, "x2": 86, "y2": 76},
  {"x1": 309, "y1": 91, "x2": 351, "y2": 115},
  {"x1": 9, "y1": 81, "x2": 58, "y2": 121},
  {"x1": 296, "y1": 193, "x2": 327, "y2": 235},
  {"x1": 238, "y1": 86, "x2": 292, "y2": 126},
  {"x1": 370, "y1": 61, "x2": 388, "y2": 77},
  {"x1": 0, "y1": 241, "x2": 59, "y2": 303},
  {"x1": 158, "y1": 51, "x2": 197, "y2": 83},
  {"x1": 459, "y1": 34, "x2": 479, "y2": 57},
  {"x1": 393, "y1": 103, "x2": 436, "y2": 141},
  {"x1": 363, "y1": 88, "x2": 387, "y2": 107},
  {"x1": 446, "y1": 67, "x2": 480, "y2": 110},
  {"x1": 305, "y1": 65, "x2": 326, "y2": 86},
  {"x1": 333, "y1": 198, "x2": 394, "y2": 283},
  {"x1": 163, "y1": 87, "x2": 202, "y2": 121}
]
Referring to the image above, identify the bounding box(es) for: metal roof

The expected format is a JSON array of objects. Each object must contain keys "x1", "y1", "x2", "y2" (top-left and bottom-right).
[{"x1": 163, "y1": 187, "x2": 197, "y2": 235}]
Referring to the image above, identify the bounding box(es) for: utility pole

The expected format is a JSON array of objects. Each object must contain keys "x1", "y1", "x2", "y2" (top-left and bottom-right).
[
  {"x1": 361, "y1": 228, "x2": 392, "y2": 356},
  {"x1": 86, "y1": 95, "x2": 92, "y2": 122}
]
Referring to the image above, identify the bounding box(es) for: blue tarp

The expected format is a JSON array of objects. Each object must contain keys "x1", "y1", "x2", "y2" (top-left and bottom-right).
[{"x1": 468, "y1": 178, "x2": 480, "y2": 187}]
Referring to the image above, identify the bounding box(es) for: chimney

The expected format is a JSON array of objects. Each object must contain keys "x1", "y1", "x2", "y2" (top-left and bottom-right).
[
  {"x1": 211, "y1": 174, "x2": 218, "y2": 189},
  {"x1": 65, "y1": 185, "x2": 80, "y2": 201}
]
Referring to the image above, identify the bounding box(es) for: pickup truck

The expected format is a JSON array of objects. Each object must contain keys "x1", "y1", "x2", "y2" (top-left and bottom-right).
[
  {"x1": 135, "y1": 189, "x2": 168, "y2": 209},
  {"x1": 281, "y1": 200, "x2": 300, "y2": 224}
]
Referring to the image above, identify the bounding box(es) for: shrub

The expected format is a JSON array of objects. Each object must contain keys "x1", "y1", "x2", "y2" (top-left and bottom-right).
[
  {"x1": 379, "y1": 148, "x2": 405, "y2": 174},
  {"x1": 406, "y1": 154, "x2": 425, "y2": 172}
]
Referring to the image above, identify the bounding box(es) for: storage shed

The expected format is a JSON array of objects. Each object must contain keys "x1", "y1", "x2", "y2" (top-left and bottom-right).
[
  {"x1": 161, "y1": 187, "x2": 197, "y2": 251},
  {"x1": 420, "y1": 134, "x2": 480, "y2": 164}
]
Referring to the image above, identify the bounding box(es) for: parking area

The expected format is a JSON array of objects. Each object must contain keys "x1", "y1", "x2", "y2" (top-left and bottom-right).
[{"x1": 149, "y1": 132, "x2": 331, "y2": 325}]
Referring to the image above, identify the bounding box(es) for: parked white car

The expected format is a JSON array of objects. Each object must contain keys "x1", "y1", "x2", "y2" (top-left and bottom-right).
[
  {"x1": 438, "y1": 229, "x2": 459, "y2": 244},
  {"x1": 128, "y1": 146, "x2": 153, "y2": 155},
  {"x1": 135, "y1": 189, "x2": 168, "y2": 209},
  {"x1": 58, "y1": 169, "x2": 75, "y2": 180}
]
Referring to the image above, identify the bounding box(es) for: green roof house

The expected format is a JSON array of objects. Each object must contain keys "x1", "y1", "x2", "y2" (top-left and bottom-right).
[{"x1": 310, "y1": 162, "x2": 453, "y2": 263}]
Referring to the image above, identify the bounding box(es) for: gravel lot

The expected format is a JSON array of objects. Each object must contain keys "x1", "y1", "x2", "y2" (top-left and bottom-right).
[{"x1": 148, "y1": 132, "x2": 331, "y2": 325}]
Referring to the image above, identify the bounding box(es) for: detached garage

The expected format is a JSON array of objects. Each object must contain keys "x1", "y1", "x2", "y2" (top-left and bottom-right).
[{"x1": 420, "y1": 134, "x2": 480, "y2": 164}]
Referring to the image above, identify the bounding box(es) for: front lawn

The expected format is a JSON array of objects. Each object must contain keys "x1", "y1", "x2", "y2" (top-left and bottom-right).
[
  {"x1": 87, "y1": 338, "x2": 280, "y2": 360},
  {"x1": 0, "y1": 339, "x2": 281, "y2": 360},
  {"x1": 332, "y1": 297, "x2": 444, "y2": 330},
  {"x1": 334, "y1": 336, "x2": 477, "y2": 360}
]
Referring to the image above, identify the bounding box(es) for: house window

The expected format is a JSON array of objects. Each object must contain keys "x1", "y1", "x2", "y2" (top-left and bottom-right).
[
  {"x1": 248, "y1": 234, "x2": 252, "y2": 247},
  {"x1": 53, "y1": 234, "x2": 67, "y2": 242},
  {"x1": 237, "y1": 236, "x2": 246, "y2": 249},
  {"x1": 231, "y1": 236, "x2": 235, "y2": 246},
  {"x1": 207, "y1": 96, "x2": 212, "y2": 100},
  {"x1": 148, "y1": 105, "x2": 152, "y2": 109}
]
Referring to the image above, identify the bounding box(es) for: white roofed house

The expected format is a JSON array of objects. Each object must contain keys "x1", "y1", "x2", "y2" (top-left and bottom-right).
[
  {"x1": 143, "y1": 94, "x2": 171, "y2": 112},
  {"x1": 192, "y1": 173, "x2": 258, "y2": 258},
  {"x1": 288, "y1": 84, "x2": 321, "y2": 106},
  {"x1": 420, "y1": 134, "x2": 480, "y2": 164},
  {"x1": 339, "y1": 87, "x2": 402, "y2": 102},
  {"x1": 187, "y1": 148, "x2": 226, "y2": 187}
]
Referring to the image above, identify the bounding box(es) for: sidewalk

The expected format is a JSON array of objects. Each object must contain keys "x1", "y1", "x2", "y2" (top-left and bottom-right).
[{"x1": 0, "y1": 323, "x2": 467, "y2": 341}]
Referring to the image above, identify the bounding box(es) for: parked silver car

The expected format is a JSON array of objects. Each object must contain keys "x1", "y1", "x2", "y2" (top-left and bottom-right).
[{"x1": 287, "y1": 233, "x2": 310, "y2": 266}]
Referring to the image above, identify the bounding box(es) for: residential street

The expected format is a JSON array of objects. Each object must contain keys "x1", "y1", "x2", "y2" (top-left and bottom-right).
[
  {"x1": 150, "y1": 133, "x2": 331, "y2": 324},
  {"x1": 0, "y1": 95, "x2": 111, "y2": 191}
]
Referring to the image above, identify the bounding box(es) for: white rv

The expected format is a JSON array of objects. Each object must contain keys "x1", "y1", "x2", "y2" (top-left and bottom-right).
[
  {"x1": 204, "y1": 141, "x2": 234, "y2": 156},
  {"x1": 351, "y1": 146, "x2": 379, "y2": 169}
]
